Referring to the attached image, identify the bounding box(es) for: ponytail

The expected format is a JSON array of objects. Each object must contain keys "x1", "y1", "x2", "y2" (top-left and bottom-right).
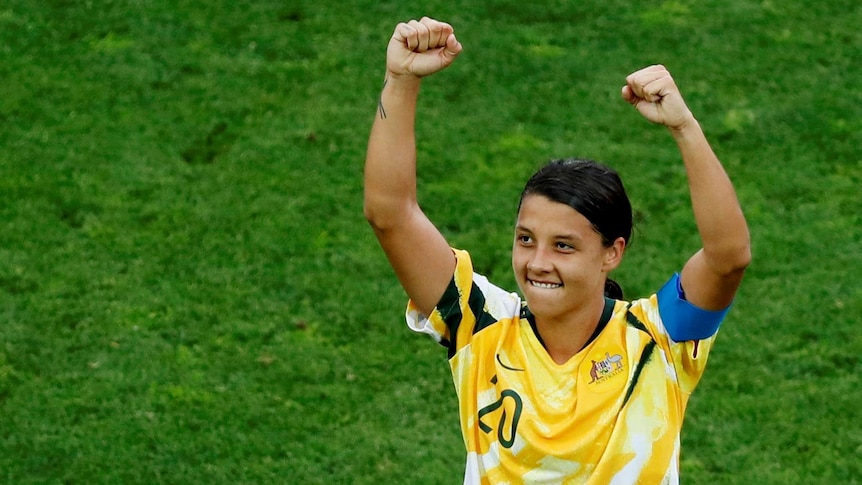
[{"x1": 604, "y1": 278, "x2": 623, "y2": 300}]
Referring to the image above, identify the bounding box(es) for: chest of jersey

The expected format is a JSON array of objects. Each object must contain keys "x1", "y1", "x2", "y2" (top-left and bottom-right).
[{"x1": 451, "y1": 310, "x2": 675, "y2": 481}]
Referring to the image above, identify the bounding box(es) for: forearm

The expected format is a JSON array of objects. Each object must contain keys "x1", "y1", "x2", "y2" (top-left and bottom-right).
[
  {"x1": 363, "y1": 74, "x2": 423, "y2": 230},
  {"x1": 671, "y1": 118, "x2": 751, "y2": 274}
]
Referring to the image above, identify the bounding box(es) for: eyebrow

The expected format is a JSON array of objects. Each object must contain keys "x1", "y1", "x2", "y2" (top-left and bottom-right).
[{"x1": 515, "y1": 225, "x2": 584, "y2": 242}]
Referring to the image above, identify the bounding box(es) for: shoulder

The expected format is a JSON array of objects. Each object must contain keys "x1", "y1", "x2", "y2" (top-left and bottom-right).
[
  {"x1": 448, "y1": 248, "x2": 522, "y2": 321},
  {"x1": 620, "y1": 274, "x2": 733, "y2": 342},
  {"x1": 407, "y1": 248, "x2": 522, "y2": 349}
]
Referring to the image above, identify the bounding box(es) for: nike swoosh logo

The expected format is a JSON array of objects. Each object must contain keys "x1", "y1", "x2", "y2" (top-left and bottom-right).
[{"x1": 496, "y1": 353, "x2": 525, "y2": 372}]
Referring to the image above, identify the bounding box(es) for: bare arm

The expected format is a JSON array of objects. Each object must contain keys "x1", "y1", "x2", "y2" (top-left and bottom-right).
[
  {"x1": 364, "y1": 18, "x2": 463, "y2": 316},
  {"x1": 623, "y1": 65, "x2": 751, "y2": 310}
]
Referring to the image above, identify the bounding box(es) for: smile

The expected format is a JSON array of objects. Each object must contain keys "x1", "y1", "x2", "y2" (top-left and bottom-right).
[{"x1": 529, "y1": 280, "x2": 562, "y2": 289}]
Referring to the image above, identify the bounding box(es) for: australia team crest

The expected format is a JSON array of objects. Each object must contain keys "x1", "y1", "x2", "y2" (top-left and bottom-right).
[{"x1": 584, "y1": 350, "x2": 626, "y2": 392}]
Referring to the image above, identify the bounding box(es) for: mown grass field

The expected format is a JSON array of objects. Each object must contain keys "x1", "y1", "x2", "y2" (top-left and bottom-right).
[{"x1": 1, "y1": 0, "x2": 860, "y2": 483}]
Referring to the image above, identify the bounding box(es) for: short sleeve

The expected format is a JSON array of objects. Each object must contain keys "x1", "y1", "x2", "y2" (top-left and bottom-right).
[
  {"x1": 629, "y1": 288, "x2": 720, "y2": 396},
  {"x1": 406, "y1": 249, "x2": 472, "y2": 347},
  {"x1": 406, "y1": 248, "x2": 521, "y2": 357}
]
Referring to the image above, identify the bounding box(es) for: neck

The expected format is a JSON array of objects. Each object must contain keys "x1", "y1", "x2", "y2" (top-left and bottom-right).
[{"x1": 533, "y1": 295, "x2": 607, "y2": 365}]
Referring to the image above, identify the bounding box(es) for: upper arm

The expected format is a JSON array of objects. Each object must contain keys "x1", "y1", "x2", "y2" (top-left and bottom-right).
[
  {"x1": 371, "y1": 204, "x2": 456, "y2": 316},
  {"x1": 679, "y1": 248, "x2": 746, "y2": 311}
]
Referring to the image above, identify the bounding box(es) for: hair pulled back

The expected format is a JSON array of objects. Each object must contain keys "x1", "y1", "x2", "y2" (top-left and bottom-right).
[{"x1": 518, "y1": 159, "x2": 633, "y2": 299}]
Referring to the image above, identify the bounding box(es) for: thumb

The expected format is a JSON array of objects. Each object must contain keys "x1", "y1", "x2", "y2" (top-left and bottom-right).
[
  {"x1": 441, "y1": 34, "x2": 462, "y2": 61},
  {"x1": 621, "y1": 85, "x2": 636, "y2": 105}
]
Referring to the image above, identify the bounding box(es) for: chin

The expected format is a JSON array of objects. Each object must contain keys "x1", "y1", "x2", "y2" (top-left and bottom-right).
[{"x1": 522, "y1": 290, "x2": 561, "y2": 311}]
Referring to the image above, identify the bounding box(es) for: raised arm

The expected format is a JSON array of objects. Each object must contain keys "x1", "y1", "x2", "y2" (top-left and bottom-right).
[
  {"x1": 364, "y1": 18, "x2": 463, "y2": 316},
  {"x1": 622, "y1": 65, "x2": 751, "y2": 310}
]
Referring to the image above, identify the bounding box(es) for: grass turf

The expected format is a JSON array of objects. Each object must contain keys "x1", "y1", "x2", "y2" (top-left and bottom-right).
[{"x1": 1, "y1": 0, "x2": 860, "y2": 483}]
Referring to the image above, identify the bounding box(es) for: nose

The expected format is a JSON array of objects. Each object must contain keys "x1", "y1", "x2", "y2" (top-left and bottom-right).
[{"x1": 526, "y1": 246, "x2": 553, "y2": 274}]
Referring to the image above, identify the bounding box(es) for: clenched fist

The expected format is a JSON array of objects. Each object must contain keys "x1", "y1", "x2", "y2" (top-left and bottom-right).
[
  {"x1": 622, "y1": 65, "x2": 694, "y2": 130},
  {"x1": 386, "y1": 17, "x2": 462, "y2": 79}
]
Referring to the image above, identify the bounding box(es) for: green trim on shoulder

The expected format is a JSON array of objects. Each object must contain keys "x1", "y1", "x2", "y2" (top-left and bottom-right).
[
  {"x1": 435, "y1": 275, "x2": 500, "y2": 358},
  {"x1": 625, "y1": 305, "x2": 650, "y2": 335},
  {"x1": 470, "y1": 281, "x2": 500, "y2": 335},
  {"x1": 436, "y1": 275, "x2": 462, "y2": 358}
]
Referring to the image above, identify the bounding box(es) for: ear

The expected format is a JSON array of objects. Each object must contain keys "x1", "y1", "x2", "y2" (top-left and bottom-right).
[{"x1": 602, "y1": 237, "x2": 626, "y2": 272}]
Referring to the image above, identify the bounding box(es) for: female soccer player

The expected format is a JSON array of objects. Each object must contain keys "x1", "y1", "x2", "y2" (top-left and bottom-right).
[{"x1": 364, "y1": 17, "x2": 751, "y2": 484}]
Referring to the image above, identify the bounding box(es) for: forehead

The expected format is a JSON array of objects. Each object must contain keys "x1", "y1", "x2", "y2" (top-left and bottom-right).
[{"x1": 516, "y1": 194, "x2": 596, "y2": 237}]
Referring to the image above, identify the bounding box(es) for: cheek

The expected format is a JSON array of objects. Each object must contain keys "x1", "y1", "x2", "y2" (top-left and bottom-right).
[
  {"x1": 510, "y1": 243, "x2": 521, "y2": 265},
  {"x1": 511, "y1": 252, "x2": 522, "y2": 273},
  {"x1": 511, "y1": 248, "x2": 528, "y2": 278}
]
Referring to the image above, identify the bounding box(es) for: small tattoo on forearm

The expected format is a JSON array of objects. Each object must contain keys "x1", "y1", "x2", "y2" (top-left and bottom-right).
[{"x1": 377, "y1": 78, "x2": 388, "y2": 119}]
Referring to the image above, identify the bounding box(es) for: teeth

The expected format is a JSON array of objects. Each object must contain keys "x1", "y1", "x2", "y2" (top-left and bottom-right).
[{"x1": 530, "y1": 280, "x2": 561, "y2": 289}]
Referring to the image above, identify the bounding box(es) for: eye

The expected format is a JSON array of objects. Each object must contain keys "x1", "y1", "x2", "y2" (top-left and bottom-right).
[
  {"x1": 516, "y1": 234, "x2": 533, "y2": 245},
  {"x1": 555, "y1": 241, "x2": 575, "y2": 252}
]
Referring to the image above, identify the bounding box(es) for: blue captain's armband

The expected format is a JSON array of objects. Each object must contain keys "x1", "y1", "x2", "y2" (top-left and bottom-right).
[{"x1": 657, "y1": 273, "x2": 730, "y2": 342}]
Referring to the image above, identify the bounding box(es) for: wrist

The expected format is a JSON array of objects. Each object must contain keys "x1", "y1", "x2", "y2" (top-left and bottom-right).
[
  {"x1": 667, "y1": 113, "x2": 700, "y2": 137},
  {"x1": 384, "y1": 69, "x2": 422, "y2": 87},
  {"x1": 379, "y1": 71, "x2": 422, "y2": 102}
]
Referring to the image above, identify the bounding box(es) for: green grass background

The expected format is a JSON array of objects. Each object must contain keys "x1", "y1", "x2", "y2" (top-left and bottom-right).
[{"x1": 1, "y1": 0, "x2": 859, "y2": 483}]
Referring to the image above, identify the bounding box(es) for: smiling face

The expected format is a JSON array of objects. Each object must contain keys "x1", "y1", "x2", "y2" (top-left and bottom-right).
[{"x1": 512, "y1": 194, "x2": 625, "y2": 321}]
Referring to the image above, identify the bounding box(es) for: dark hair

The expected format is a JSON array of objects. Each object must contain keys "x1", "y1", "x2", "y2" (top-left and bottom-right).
[{"x1": 518, "y1": 158, "x2": 632, "y2": 299}]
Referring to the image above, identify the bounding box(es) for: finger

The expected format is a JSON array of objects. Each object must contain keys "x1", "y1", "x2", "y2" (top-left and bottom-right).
[
  {"x1": 392, "y1": 22, "x2": 411, "y2": 44},
  {"x1": 625, "y1": 64, "x2": 667, "y2": 84},
  {"x1": 626, "y1": 70, "x2": 666, "y2": 101},
  {"x1": 626, "y1": 65, "x2": 670, "y2": 101},
  {"x1": 420, "y1": 17, "x2": 442, "y2": 48},
  {"x1": 407, "y1": 19, "x2": 431, "y2": 52},
  {"x1": 396, "y1": 22, "x2": 419, "y2": 51},
  {"x1": 640, "y1": 75, "x2": 677, "y2": 103},
  {"x1": 421, "y1": 17, "x2": 453, "y2": 49}
]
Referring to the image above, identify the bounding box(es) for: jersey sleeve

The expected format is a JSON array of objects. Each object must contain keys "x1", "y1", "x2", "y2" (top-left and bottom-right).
[
  {"x1": 406, "y1": 248, "x2": 520, "y2": 357},
  {"x1": 629, "y1": 288, "x2": 721, "y2": 396}
]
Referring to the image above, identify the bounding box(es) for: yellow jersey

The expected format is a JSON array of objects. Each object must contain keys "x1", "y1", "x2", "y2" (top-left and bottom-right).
[{"x1": 407, "y1": 249, "x2": 725, "y2": 484}]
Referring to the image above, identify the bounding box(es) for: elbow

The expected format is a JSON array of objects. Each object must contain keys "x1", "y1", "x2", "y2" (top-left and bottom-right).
[
  {"x1": 733, "y1": 230, "x2": 753, "y2": 272},
  {"x1": 731, "y1": 244, "x2": 752, "y2": 273},
  {"x1": 362, "y1": 198, "x2": 375, "y2": 225},
  {"x1": 708, "y1": 241, "x2": 752, "y2": 276},
  {"x1": 363, "y1": 186, "x2": 385, "y2": 228},
  {"x1": 363, "y1": 200, "x2": 387, "y2": 232},
  {"x1": 363, "y1": 195, "x2": 409, "y2": 233}
]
